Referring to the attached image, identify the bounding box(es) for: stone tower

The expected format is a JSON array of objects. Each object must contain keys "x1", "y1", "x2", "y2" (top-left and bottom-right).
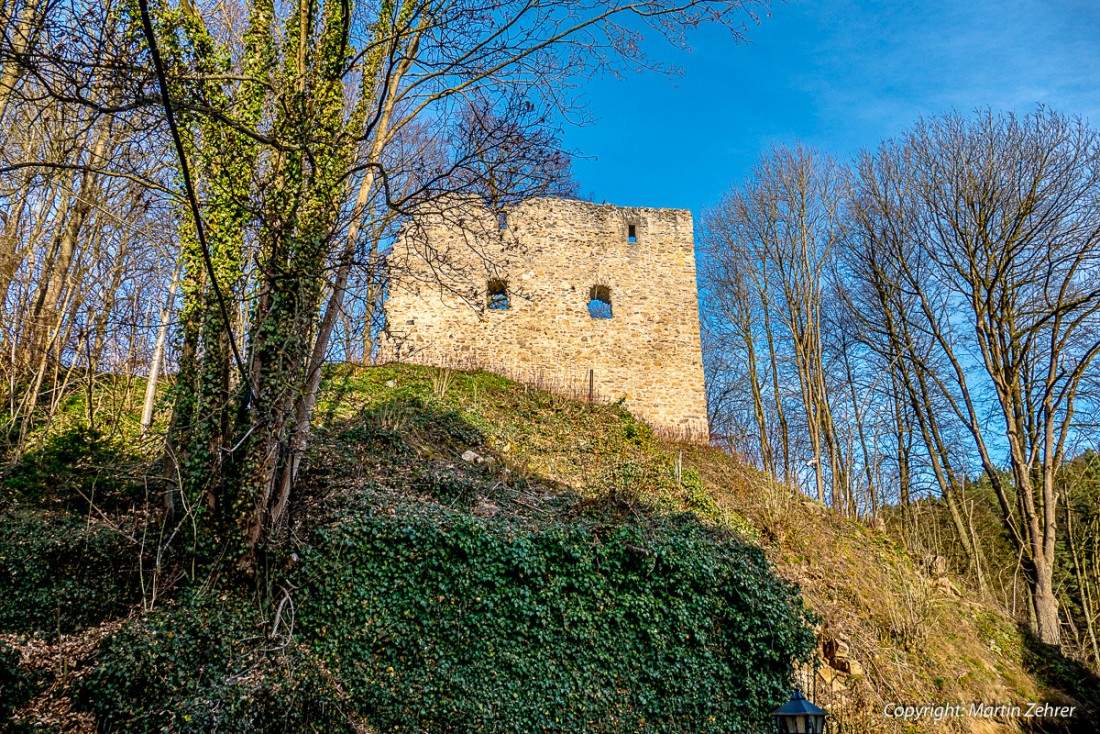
[{"x1": 378, "y1": 197, "x2": 709, "y2": 440}]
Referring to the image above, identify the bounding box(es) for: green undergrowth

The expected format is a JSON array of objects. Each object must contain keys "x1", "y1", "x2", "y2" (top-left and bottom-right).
[
  {"x1": 0, "y1": 641, "x2": 36, "y2": 727},
  {"x1": 295, "y1": 498, "x2": 815, "y2": 733},
  {"x1": 74, "y1": 594, "x2": 353, "y2": 733},
  {"x1": 0, "y1": 509, "x2": 143, "y2": 639},
  {"x1": 3, "y1": 364, "x2": 817, "y2": 732},
  {"x1": 6, "y1": 363, "x2": 1100, "y2": 732},
  {"x1": 0, "y1": 425, "x2": 149, "y2": 640},
  {"x1": 3, "y1": 425, "x2": 146, "y2": 511}
]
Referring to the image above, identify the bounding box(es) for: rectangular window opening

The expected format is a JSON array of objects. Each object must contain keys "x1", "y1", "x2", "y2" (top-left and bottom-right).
[
  {"x1": 588, "y1": 285, "x2": 612, "y2": 319},
  {"x1": 627, "y1": 224, "x2": 637, "y2": 243},
  {"x1": 488, "y1": 279, "x2": 510, "y2": 310}
]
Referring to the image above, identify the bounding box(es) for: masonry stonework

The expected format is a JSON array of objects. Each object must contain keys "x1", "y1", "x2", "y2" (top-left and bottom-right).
[{"x1": 378, "y1": 197, "x2": 709, "y2": 440}]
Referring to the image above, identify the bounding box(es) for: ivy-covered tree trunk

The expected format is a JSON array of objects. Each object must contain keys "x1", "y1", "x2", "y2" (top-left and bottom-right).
[
  {"x1": 157, "y1": 0, "x2": 272, "y2": 560},
  {"x1": 158, "y1": 0, "x2": 389, "y2": 574}
]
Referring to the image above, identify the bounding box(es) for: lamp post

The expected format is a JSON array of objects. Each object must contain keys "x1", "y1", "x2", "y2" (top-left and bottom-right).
[{"x1": 771, "y1": 687, "x2": 829, "y2": 733}]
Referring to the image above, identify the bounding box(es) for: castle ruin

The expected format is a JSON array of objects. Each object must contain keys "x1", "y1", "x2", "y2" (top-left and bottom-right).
[{"x1": 378, "y1": 197, "x2": 709, "y2": 440}]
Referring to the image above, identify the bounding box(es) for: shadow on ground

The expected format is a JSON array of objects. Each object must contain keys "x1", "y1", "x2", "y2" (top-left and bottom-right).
[{"x1": 1018, "y1": 630, "x2": 1100, "y2": 733}]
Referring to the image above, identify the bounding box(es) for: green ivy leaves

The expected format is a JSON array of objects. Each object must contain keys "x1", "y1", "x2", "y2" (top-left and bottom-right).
[{"x1": 296, "y1": 504, "x2": 816, "y2": 733}]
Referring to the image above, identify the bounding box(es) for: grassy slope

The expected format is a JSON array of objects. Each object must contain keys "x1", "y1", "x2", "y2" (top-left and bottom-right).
[
  {"x1": 2, "y1": 362, "x2": 1097, "y2": 732},
  {"x1": 305, "y1": 363, "x2": 1098, "y2": 733}
]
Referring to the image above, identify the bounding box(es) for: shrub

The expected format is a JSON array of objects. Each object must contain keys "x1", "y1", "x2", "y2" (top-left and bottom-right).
[
  {"x1": 298, "y1": 505, "x2": 816, "y2": 733},
  {"x1": 75, "y1": 595, "x2": 355, "y2": 733},
  {"x1": 0, "y1": 510, "x2": 140, "y2": 637},
  {"x1": 3, "y1": 427, "x2": 142, "y2": 512},
  {"x1": 0, "y1": 641, "x2": 36, "y2": 727}
]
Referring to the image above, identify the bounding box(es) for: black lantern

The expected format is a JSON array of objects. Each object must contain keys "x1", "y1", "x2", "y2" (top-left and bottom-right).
[{"x1": 771, "y1": 687, "x2": 828, "y2": 734}]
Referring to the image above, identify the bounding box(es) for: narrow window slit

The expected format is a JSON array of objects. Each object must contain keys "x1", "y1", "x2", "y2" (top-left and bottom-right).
[{"x1": 628, "y1": 224, "x2": 637, "y2": 243}]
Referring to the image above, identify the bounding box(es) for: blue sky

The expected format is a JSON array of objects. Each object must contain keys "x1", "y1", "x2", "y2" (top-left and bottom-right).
[{"x1": 561, "y1": 0, "x2": 1100, "y2": 215}]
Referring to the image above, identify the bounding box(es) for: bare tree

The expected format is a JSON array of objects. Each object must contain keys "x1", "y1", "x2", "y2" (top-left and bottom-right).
[
  {"x1": 848, "y1": 109, "x2": 1100, "y2": 645},
  {"x1": 844, "y1": 149, "x2": 989, "y2": 589},
  {"x1": 0, "y1": 0, "x2": 177, "y2": 450},
  {"x1": 701, "y1": 145, "x2": 852, "y2": 512}
]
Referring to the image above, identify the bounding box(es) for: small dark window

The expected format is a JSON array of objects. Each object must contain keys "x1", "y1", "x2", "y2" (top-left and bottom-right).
[
  {"x1": 497, "y1": 211, "x2": 508, "y2": 229},
  {"x1": 628, "y1": 224, "x2": 637, "y2": 243},
  {"x1": 488, "y1": 279, "x2": 509, "y2": 310},
  {"x1": 588, "y1": 285, "x2": 612, "y2": 319}
]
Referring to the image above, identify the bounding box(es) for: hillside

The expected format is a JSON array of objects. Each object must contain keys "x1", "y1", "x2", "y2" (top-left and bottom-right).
[{"x1": 2, "y1": 363, "x2": 1098, "y2": 732}]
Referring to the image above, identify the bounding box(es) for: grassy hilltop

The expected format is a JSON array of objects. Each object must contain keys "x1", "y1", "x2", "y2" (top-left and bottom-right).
[{"x1": 1, "y1": 363, "x2": 1097, "y2": 732}]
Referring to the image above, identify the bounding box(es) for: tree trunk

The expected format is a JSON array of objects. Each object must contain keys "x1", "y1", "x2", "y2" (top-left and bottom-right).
[
  {"x1": 1033, "y1": 557, "x2": 1061, "y2": 646},
  {"x1": 141, "y1": 259, "x2": 182, "y2": 434},
  {"x1": 0, "y1": 0, "x2": 40, "y2": 123},
  {"x1": 272, "y1": 27, "x2": 419, "y2": 509},
  {"x1": 28, "y1": 123, "x2": 110, "y2": 365}
]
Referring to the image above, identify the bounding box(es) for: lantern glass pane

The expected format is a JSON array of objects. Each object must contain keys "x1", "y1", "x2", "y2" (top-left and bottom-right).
[{"x1": 778, "y1": 715, "x2": 806, "y2": 733}]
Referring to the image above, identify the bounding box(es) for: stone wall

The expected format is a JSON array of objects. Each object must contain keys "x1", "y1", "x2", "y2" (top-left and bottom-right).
[{"x1": 378, "y1": 197, "x2": 709, "y2": 441}]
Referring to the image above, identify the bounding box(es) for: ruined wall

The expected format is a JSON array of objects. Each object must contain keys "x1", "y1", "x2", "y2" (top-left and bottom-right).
[{"x1": 378, "y1": 197, "x2": 709, "y2": 440}]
